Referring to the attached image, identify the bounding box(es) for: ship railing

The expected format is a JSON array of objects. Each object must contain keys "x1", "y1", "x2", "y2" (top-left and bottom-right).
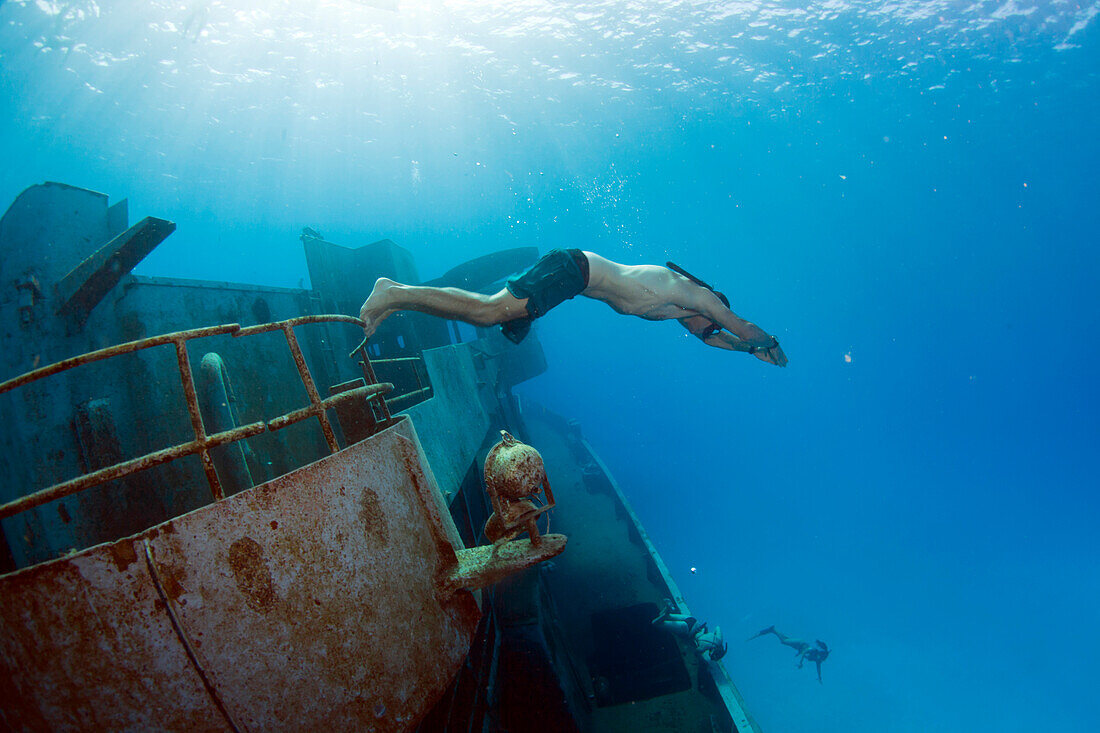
[
  {"x1": 368, "y1": 356, "x2": 433, "y2": 409},
  {"x1": 0, "y1": 315, "x2": 393, "y2": 521}
]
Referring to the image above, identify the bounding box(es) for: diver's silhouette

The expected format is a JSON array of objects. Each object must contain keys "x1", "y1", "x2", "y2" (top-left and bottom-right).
[{"x1": 748, "y1": 625, "x2": 830, "y2": 683}]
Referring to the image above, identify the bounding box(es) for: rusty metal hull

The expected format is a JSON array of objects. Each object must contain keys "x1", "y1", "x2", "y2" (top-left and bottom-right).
[{"x1": 0, "y1": 418, "x2": 480, "y2": 732}]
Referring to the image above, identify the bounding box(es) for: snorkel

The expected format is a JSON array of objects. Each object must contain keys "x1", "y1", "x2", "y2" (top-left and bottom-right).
[
  {"x1": 666, "y1": 261, "x2": 728, "y2": 338},
  {"x1": 666, "y1": 261, "x2": 718, "y2": 291}
]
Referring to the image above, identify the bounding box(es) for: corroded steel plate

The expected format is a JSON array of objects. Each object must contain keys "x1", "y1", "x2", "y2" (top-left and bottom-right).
[{"x1": 0, "y1": 418, "x2": 480, "y2": 732}]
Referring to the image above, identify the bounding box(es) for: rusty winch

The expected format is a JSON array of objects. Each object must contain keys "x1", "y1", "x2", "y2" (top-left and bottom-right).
[
  {"x1": 482, "y1": 431, "x2": 555, "y2": 547},
  {"x1": 441, "y1": 430, "x2": 566, "y2": 598}
]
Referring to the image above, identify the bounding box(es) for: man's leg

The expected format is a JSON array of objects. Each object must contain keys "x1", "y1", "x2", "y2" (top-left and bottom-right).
[
  {"x1": 359, "y1": 278, "x2": 529, "y2": 338},
  {"x1": 777, "y1": 635, "x2": 810, "y2": 654},
  {"x1": 749, "y1": 626, "x2": 809, "y2": 653}
]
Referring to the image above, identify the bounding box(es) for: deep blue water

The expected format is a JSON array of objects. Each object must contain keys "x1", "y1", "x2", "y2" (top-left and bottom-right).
[{"x1": 2, "y1": 1, "x2": 1098, "y2": 731}]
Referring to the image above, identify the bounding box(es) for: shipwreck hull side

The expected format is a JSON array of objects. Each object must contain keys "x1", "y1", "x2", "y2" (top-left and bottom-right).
[{"x1": 0, "y1": 417, "x2": 480, "y2": 732}]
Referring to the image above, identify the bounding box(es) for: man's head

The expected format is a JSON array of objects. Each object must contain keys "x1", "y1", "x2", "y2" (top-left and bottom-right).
[
  {"x1": 681, "y1": 290, "x2": 729, "y2": 341},
  {"x1": 682, "y1": 314, "x2": 721, "y2": 341}
]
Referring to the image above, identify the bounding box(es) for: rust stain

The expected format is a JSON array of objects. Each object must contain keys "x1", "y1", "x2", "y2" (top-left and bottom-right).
[
  {"x1": 0, "y1": 652, "x2": 49, "y2": 730},
  {"x1": 107, "y1": 541, "x2": 137, "y2": 572},
  {"x1": 229, "y1": 537, "x2": 278, "y2": 613},
  {"x1": 359, "y1": 487, "x2": 388, "y2": 544},
  {"x1": 158, "y1": 562, "x2": 188, "y2": 603},
  {"x1": 269, "y1": 520, "x2": 278, "y2": 530},
  {"x1": 57, "y1": 501, "x2": 71, "y2": 524}
]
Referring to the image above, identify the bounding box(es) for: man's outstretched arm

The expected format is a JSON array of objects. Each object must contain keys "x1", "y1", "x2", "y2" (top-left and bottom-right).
[{"x1": 688, "y1": 289, "x2": 777, "y2": 348}]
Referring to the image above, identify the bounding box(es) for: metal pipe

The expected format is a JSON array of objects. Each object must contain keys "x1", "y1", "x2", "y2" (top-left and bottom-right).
[
  {"x1": 175, "y1": 339, "x2": 223, "y2": 501},
  {"x1": 199, "y1": 352, "x2": 256, "y2": 494},
  {"x1": 280, "y1": 325, "x2": 339, "y2": 453},
  {"x1": 370, "y1": 357, "x2": 424, "y2": 364},
  {"x1": 235, "y1": 314, "x2": 364, "y2": 337},
  {"x1": 325, "y1": 382, "x2": 393, "y2": 407},
  {"x1": 264, "y1": 404, "x2": 318, "y2": 432},
  {"x1": 386, "y1": 387, "x2": 432, "y2": 407},
  {"x1": 0, "y1": 323, "x2": 241, "y2": 395},
  {"x1": 358, "y1": 359, "x2": 390, "y2": 422},
  {"x1": 0, "y1": 422, "x2": 266, "y2": 521},
  {"x1": 266, "y1": 383, "x2": 394, "y2": 433},
  {"x1": 0, "y1": 383, "x2": 395, "y2": 521}
]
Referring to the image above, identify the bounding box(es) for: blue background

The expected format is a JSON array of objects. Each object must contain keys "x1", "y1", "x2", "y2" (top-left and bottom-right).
[{"x1": 2, "y1": 2, "x2": 1098, "y2": 731}]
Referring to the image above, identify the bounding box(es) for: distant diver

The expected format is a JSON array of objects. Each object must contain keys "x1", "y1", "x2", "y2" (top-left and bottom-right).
[
  {"x1": 652, "y1": 599, "x2": 728, "y2": 661},
  {"x1": 748, "y1": 625, "x2": 830, "y2": 683},
  {"x1": 356, "y1": 250, "x2": 787, "y2": 366}
]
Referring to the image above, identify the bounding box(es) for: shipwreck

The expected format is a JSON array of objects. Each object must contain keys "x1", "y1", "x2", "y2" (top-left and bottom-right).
[{"x1": 0, "y1": 182, "x2": 760, "y2": 732}]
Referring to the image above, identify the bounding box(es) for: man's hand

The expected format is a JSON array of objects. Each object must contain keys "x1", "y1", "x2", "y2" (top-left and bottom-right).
[
  {"x1": 754, "y1": 342, "x2": 788, "y2": 367},
  {"x1": 694, "y1": 329, "x2": 788, "y2": 366}
]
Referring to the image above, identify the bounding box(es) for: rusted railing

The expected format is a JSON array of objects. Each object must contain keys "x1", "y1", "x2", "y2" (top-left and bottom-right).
[
  {"x1": 369, "y1": 356, "x2": 433, "y2": 409},
  {"x1": 347, "y1": 333, "x2": 434, "y2": 411},
  {"x1": 0, "y1": 315, "x2": 391, "y2": 521}
]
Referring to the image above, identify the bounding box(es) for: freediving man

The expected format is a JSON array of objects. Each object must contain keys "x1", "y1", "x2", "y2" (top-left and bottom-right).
[
  {"x1": 356, "y1": 249, "x2": 787, "y2": 366},
  {"x1": 748, "y1": 625, "x2": 830, "y2": 683}
]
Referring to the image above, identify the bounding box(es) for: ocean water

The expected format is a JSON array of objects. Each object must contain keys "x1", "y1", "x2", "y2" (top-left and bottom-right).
[{"x1": 1, "y1": 1, "x2": 1097, "y2": 731}]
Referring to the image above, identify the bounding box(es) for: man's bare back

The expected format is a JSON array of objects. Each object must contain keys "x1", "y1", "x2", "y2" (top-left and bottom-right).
[
  {"x1": 583, "y1": 254, "x2": 698, "y2": 319},
  {"x1": 357, "y1": 249, "x2": 786, "y2": 366}
]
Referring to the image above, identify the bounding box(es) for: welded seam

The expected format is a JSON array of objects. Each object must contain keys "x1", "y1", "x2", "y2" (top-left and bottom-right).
[{"x1": 143, "y1": 539, "x2": 243, "y2": 733}]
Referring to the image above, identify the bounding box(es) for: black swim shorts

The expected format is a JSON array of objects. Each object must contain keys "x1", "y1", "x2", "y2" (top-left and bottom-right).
[{"x1": 501, "y1": 248, "x2": 589, "y2": 344}]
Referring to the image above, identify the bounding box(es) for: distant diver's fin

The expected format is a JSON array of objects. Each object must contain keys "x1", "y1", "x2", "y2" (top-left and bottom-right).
[{"x1": 747, "y1": 624, "x2": 775, "y2": 641}]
